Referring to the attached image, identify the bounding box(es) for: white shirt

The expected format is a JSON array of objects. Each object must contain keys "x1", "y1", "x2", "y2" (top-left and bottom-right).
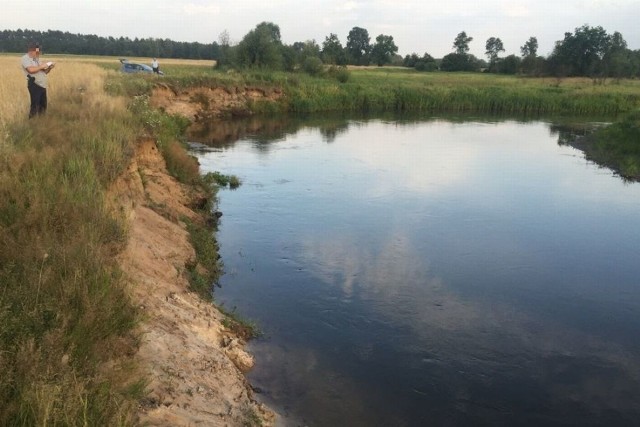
[{"x1": 21, "y1": 54, "x2": 48, "y2": 88}]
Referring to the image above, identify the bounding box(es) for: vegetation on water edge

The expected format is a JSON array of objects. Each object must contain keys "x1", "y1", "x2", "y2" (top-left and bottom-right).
[
  {"x1": 207, "y1": 171, "x2": 242, "y2": 189},
  {"x1": 218, "y1": 306, "x2": 262, "y2": 340},
  {"x1": 582, "y1": 111, "x2": 640, "y2": 180},
  {"x1": 103, "y1": 63, "x2": 640, "y2": 117}
]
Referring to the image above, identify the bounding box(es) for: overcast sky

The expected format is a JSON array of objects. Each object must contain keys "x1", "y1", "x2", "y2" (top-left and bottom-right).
[{"x1": 2, "y1": 0, "x2": 638, "y2": 58}]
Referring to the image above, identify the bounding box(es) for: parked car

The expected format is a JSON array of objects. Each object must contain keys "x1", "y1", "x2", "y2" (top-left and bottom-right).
[{"x1": 119, "y1": 58, "x2": 163, "y2": 75}]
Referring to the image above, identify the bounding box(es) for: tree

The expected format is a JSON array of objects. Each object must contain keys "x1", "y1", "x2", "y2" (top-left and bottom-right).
[
  {"x1": 520, "y1": 36, "x2": 538, "y2": 58},
  {"x1": 485, "y1": 37, "x2": 505, "y2": 69},
  {"x1": 322, "y1": 33, "x2": 347, "y2": 65},
  {"x1": 216, "y1": 30, "x2": 233, "y2": 68},
  {"x1": 604, "y1": 32, "x2": 632, "y2": 80},
  {"x1": 453, "y1": 31, "x2": 473, "y2": 54},
  {"x1": 549, "y1": 25, "x2": 615, "y2": 78},
  {"x1": 370, "y1": 34, "x2": 398, "y2": 66},
  {"x1": 403, "y1": 53, "x2": 420, "y2": 68},
  {"x1": 415, "y1": 53, "x2": 437, "y2": 72},
  {"x1": 404, "y1": 52, "x2": 437, "y2": 71},
  {"x1": 440, "y1": 53, "x2": 480, "y2": 72},
  {"x1": 495, "y1": 54, "x2": 521, "y2": 74},
  {"x1": 286, "y1": 40, "x2": 322, "y2": 71},
  {"x1": 235, "y1": 22, "x2": 284, "y2": 69},
  {"x1": 346, "y1": 27, "x2": 371, "y2": 65}
]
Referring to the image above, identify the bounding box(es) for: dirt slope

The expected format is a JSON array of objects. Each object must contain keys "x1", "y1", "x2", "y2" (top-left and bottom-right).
[{"x1": 109, "y1": 138, "x2": 275, "y2": 426}]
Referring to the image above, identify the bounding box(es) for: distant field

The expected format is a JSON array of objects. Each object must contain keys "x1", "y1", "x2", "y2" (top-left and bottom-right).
[{"x1": 0, "y1": 52, "x2": 215, "y2": 67}]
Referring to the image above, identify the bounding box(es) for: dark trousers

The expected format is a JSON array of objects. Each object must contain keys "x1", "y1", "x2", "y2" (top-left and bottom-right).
[{"x1": 28, "y1": 78, "x2": 47, "y2": 118}]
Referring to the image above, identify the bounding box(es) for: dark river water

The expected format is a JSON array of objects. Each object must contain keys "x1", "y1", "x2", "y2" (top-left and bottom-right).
[{"x1": 193, "y1": 116, "x2": 640, "y2": 426}]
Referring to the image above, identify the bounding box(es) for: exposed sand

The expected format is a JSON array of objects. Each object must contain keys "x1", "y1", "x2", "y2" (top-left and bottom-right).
[{"x1": 109, "y1": 137, "x2": 276, "y2": 426}]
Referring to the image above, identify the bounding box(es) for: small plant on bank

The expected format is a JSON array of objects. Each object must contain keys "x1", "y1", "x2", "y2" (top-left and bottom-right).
[
  {"x1": 205, "y1": 171, "x2": 242, "y2": 189},
  {"x1": 185, "y1": 219, "x2": 223, "y2": 301},
  {"x1": 219, "y1": 306, "x2": 262, "y2": 340}
]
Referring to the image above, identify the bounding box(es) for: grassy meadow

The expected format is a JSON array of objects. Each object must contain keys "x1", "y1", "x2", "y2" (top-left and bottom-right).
[
  {"x1": 1, "y1": 52, "x2": 639, "y2": 425},
  {"x1": 95, "y1": 59, "x2": 640, "y2": 117}
]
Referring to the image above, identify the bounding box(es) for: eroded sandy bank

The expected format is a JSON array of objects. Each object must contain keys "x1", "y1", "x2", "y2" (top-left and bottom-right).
[{"x1": 109, "y1": 137, "x2": 275, "y2": 426}]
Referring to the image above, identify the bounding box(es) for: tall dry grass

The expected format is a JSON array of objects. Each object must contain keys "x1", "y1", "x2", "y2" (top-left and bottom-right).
[
  {"x1": 0, "y1": 56, "x2": 29, "y2": 143},
  {"x1": 0, "y1": 55, "x2": 127, "y2": 145},
  {"x1": 0, "y1": 56, "x2": 142, "y2": 425}
]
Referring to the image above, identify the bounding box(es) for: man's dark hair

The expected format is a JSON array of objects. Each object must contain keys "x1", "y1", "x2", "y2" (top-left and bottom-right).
[{"x1": 28, "y1": 41, "x2": 41, "y2": 51}]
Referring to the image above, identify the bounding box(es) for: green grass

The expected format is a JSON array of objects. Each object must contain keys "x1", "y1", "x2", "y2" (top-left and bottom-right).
[
  {"x1": 185, "y1": 217, "x2": 223, "y2": 301},
  {"x1": 280, "y1": 69, "x2": 640, "y2": 115},
  {"x1": 583, "y1": 110, "x2": 640, "y2": 180},
  {"x1": 206, "y1": 171, "x2": 242, "y2": 189},
  {"x1": 0, "y1": 82, "x2": 141, "y2": 425},
  {"x1": 218, "y1": 306, "x2": 262, "y2": 340},
  {"x1": 104, "y1": 66, "x2": 640, "y2": 117}
]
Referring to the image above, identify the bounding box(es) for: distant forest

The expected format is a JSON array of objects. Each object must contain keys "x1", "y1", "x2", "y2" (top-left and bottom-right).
[{"x1": 0, "y1": 29, "x2": 221, "y2": 60}]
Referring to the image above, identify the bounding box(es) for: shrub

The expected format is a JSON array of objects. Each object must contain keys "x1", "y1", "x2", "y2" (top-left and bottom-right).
[
  {"x1": 327, "y1": 65, "x2": 350, "y2": 83},
  {"x1": 303, "y1": 57, "x2": 324, "y2": 76}
]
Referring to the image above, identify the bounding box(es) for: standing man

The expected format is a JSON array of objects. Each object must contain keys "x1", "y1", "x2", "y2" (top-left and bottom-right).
[
  {"x1": 152, "y1": 57, "x2": 160, "y2": 74},
  {"x1": 21, "y1": 41, "x2": 55, "y2": 118}
]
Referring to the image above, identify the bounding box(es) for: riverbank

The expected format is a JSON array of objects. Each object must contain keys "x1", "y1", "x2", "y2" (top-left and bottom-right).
[
  {"x1": 573, "y1": 111, "x2": 640, "y2": 181},
  {"x1": 112, "y1": 137, "x2": 274, "y2": 425},
  {"x1": 143, "y1": 66, "x2": 640, "y2": 116},
  {"x1": 0, "y1": 58, "x2": 275, "y2": 425}
]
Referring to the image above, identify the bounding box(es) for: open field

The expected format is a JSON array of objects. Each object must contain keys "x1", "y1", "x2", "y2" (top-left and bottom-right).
[{"x1": 0, "y1": 55, "x2": 130, "y2": 136}]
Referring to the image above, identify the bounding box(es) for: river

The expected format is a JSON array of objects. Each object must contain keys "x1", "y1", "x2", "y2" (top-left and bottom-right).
[{"x1": 193, "y1": 115, "x2": 640, "y2": 426}]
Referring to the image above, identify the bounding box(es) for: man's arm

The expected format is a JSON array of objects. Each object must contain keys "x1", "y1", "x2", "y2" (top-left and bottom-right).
[{"x1": 25, "y1": 64, "x2": 47, "y2": 74}]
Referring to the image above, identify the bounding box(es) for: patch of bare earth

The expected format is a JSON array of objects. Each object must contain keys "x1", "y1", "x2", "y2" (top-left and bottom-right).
[
  {"x1": 150, "y1": 84, "x2": 282, "y2": 123},
  {"x1": 109, "y1": 138, "x2": 275, "y2": 426}
]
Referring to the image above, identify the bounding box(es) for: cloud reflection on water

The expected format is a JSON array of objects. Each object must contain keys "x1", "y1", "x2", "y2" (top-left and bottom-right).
[
  {"x1": 209, "y1": 117, "x2": 640, "y2": 424},
  {"x1": 294, "y1": 224, "x2": 640, "y2": 421}
]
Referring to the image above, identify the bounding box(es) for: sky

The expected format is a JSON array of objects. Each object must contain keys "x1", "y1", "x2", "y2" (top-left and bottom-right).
[{"x1": 2, "y1": 0, "x2": 638, "y2": 59}]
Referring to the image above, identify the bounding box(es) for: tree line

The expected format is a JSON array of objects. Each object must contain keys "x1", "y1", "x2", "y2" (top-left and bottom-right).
[
  {"x1": 431, "y1": 26, "x2": 640, "y2": 80},
  {"x1": 0, "y1": 29, "x2": 221, "y2": 59},
  {"x1": 216, "y1": 23, "x2": 399, "y2": 75},
  {"x1": 221, "y1": 23, "x2": 640, "y2": 80},
  {"x1": 3, "y1": 24, "x2": 640, "y2": 80}
]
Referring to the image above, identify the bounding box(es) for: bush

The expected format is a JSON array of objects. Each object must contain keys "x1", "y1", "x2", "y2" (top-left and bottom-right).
[
  {"x1": 415, "y1": 60, "x2": 438, "y2": 72},
  {"x1": 327, "y1": 65, "x2": 350, "y2": 83},
  {"x1": 303, "y1": 57, "x2": 324, "y2": 76}
]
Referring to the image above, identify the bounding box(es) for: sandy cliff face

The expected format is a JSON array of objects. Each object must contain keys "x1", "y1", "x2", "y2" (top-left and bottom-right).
[
  {"x1": 109, "y1": 138, "x2": 275, "y2": 426},
  {"x1": 150, "y1": 83, "x2": 282, "y2": 122}
]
